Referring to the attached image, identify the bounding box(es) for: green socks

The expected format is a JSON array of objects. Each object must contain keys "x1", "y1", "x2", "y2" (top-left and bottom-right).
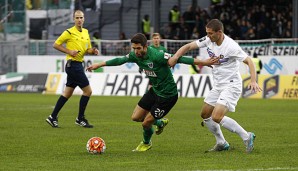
[
  {"x1": 143, "y1": 127, "x2": 154, "y2": 144},
  {"x1": 153, "y1": 119, "x2": 164, "y2": 127}
]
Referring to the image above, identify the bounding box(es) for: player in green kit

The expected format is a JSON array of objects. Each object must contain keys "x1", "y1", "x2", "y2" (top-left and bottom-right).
[
  {"x1": 141, "y1": 33, "x2": 167, "y2": 90},
  {"x1": 150, "y1": 33, "x2": 167, "y2": 52},
  {"x1": 87, "y1": 33, "x2": 218, "y2": 151}
]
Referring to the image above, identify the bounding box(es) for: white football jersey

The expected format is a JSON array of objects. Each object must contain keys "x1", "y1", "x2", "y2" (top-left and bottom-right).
[{"x1": 195, "y1": 35, "x2": 248, "y2": 87}]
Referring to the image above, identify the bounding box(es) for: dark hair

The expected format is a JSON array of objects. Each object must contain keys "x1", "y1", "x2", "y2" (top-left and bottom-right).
[
  {"x1": 131, "y1": 33, "x2": 147, "y2": 46},
  {"x1": 206, "y1": 19, "x2": 224, "y2": 32}
]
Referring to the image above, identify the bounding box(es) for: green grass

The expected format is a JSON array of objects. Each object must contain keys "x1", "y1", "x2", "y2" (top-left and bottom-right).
[{"x1": 0, "y1": 93, "x2": 298, "y2": 171}]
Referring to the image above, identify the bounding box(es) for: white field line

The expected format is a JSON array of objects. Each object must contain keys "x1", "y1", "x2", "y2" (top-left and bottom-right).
[
  {"x1": 0, "y1": 105, "x2": 54, "y2": 111},
  {"x1": 194, "y1": 167, "x2": 298, "y2": 171}
]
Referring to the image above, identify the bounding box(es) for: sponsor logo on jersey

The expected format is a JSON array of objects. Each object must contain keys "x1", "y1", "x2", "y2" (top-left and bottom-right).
[
  {"x1": 147, "y1": 62, "x2": 153, "y2": 68},
  {"x1": 219, "y1": 54, "x2": 228, "y2": 63},
  {"x1": 144, "y1": 70, "x2": 157, "y2": 77},
  {"x1": 207, "y1": 47, "x2": 215, "y2": 57}
]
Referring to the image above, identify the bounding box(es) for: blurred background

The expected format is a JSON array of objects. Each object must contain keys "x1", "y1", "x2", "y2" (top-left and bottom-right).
[{"x1": 0, "y1": 0, "x2": 297, "y2": 73}]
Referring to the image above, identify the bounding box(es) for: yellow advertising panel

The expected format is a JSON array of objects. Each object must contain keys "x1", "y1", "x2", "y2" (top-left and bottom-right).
[
  {"x1": 44, "y1": 74, "x2": 62, "y2": 94},
  {"x1": 242, "y1": 75, "x2": 298, "y2": 99}
]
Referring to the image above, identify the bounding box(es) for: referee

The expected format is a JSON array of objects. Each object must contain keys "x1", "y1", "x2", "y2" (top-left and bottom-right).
[{"x1": 46, "y1": 10, "x2": 99, "y2": 128}]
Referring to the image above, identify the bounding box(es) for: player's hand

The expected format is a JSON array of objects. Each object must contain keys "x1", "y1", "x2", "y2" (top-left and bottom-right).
[
  {"x1": 248, "y1": 81, "x2": 262, "y2": 93},
  {"x1": 204, "y1": 56, "x2": 220, "y2": 66},
  {"x1": 69, "y1": 50, "x2": 80, "y2": 57},
  {"x1": 92, "y1": 47, "x2": 99, "y2": 55},
  {"x1": 86, "y1": 63, "x2": 100, "y2": 72}
]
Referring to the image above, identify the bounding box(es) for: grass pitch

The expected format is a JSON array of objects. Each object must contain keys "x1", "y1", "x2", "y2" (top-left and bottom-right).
[{"x1": 0, "y1": 93, "x2": 297, "y2": 171}]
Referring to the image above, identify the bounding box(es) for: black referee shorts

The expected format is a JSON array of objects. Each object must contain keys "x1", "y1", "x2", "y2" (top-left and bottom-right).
[
  {"x1": 138, "y1": 88, "x2": 178, "y2": 119},
  {"x1": 65, "y1": 60, "x2": 89, "y2": 88}
]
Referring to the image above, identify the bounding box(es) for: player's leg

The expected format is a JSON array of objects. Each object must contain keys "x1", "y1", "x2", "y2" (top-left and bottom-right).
[
  {"x1": 131, "y1": 105, "x2": 149, "y2": 122},
  {"x1": 132, "y1": 89, "x2": 155, "y2": 151},
  {"x1": 71, "y1": 62, "x2": 93, "y2": 128},
  {"x1": 216, "y1": 85, "x2": 255, "y2": 153},
  {"x1": 141, "y1": 114, "x2": 155, "y2": 149},
  {"x1": 53, "y1": 86, "x2": 75, "y2": 117},
  {"x1": 75, "y1": 85, "x2": 93, "y2": 128},
  {"x1": 154, "y1": 118, "x2": 169, "y2": 135},
  {"x1": 152, "y1": 94, "x2": 178, "y2": 135},
  {"x1": 201, "y1": 102, "x2": 229, "y2": 152},
  {"x1": 46, "y1": 86, "x2": 74, "y2": 127},
  {"x1": 202, "y1": 88, "x2": 228, "y2": 151},
  {"x1": 131, "y1": 106, "x2": 153, "y2": 152}
]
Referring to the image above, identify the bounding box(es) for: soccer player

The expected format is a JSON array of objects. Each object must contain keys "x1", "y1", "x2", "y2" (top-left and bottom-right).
[
  {"x1": 87, "y1": 33, "x2": 219, "y2": 151},
  {"x1": 141, "y1": 33, "x2": 167, "y2": 90},
  {"x1": 46, "y1": 10, "x2": 99, "y2": 128},
  {"x1": 150, "y1": 33, "x2": 167, "y2": 52},
  {"x1": 169, "y1": 19, "x2": 262, "y2": 153}
]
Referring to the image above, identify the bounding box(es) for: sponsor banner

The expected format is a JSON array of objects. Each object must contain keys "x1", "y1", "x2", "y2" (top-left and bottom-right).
[
  {"x1": 44, "y1": 73, "x2": 65, "y2": 94},
  {"x1": 240, "y1": 55, "x2": 298, "y2": 75},
  {"x1": 241, "y1": 45, "x2": 298, "y2": 56},
  {"x1": 0, "y1": 73, "x2": 47, "y2": 92},
  {"x1": 44, "y1": 73, "x2": 214, "y2": 98},
  {"x1": 44, "y1": 73, "x2": 298, "y2": 99},
  {"x1": 17, "y1": 55, "x2": 191, "y2": 74},
  {"x1": 200, "y1": 46, "x2": 298, "y2": 75},
  {"x1": 242, "y1": 75, "x2": 298, "y2": 99},
  {"x1": 258, "y1": 56, "x2": 298, "y2": 75}
]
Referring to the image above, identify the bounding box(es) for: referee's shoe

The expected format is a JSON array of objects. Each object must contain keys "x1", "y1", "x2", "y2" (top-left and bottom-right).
[
  {"x1": 46, "y1": 115, "x2": 58, "y2": 128},
  {"x1": 75, "y1": 117, "x2": 93, "y2": 128}
]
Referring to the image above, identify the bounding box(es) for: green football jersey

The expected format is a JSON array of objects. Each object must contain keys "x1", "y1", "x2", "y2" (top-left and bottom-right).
[
  {"x1": 105, "y1": 47, "x2": 194, "y2": 98},
  {"x1": 129, "y1": 47, "x2": 176, "y2": 98},
  {"x1": 149, "y1": 44, "x2": 167, "y2": 53},
  {"x1": 106, "y1": 47, "x2": 176, "y2": 98}
]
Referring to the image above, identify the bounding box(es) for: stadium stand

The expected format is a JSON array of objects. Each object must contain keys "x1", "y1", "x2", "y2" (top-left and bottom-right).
[{"x1": 0, "y1": 0, "x2": 297, "y2": 74}]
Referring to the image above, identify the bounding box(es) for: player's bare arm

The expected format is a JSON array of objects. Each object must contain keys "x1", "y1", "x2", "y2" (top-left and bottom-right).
[
  {"x1": 168, "y1": 41, "x2": 199, "y2": 67},
  {"x1": 243, "y1": 57, "x2": 263, "y2": 93},
  {"x1": 87, "y1": 47, "x2": 99, "y2": 55},
  {"x1": 194, "y1": 57, "x2": 219, "y2": 67},
  {"x1": 53, "y1": 43, "x2": 79, "y2": 57},
  {"x1": 86, "y1": 61, "x2": 106, "y2": 72}
]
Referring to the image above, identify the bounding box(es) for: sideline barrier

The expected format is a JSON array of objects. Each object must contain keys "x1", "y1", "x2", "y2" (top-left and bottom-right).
[
  {"x1": 43, "y1": 73, "x2": 213, "y2": 98},
  {"x1": 43, "y1": 73, "x2": 298, "y2": 99},
  {"x1": 242, "y1": 75, "x2": 298, "y2": 99},
  {"x1": 17, "y1": 55, "x2": 298, "y2": 75},
  {"x1": 0, "y1": 73, "x2": 47, "y2": 92},
  {"x1": 1, "y1": 73, "x2": 297, "y2": 99}
]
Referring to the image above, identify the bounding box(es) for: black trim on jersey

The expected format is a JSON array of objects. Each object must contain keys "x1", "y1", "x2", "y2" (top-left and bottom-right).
[
  {"x1": 199, "y1": 36, "x2": 206, "y2": 42},
  {"x1": 66, "y1": 30, "x2": 71, "y2": 35}
]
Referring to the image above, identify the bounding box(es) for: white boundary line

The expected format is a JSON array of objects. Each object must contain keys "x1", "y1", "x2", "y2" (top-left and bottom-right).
[
  {"x1": 0, "y1": 105, "x2": 54, "y2": 111},
  {"x1": 194, "y1": 167, "x2": 298, "y2": 171}
]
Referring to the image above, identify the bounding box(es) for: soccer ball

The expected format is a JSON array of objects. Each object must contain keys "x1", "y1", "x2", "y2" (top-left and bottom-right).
[{"x1": 86, "y1": 137, "x2": 106, "y2": 154}]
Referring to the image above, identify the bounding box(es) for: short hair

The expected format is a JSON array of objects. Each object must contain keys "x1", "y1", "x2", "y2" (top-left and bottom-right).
[
  {"x1": 131, "y1": 33, "x2": 147, "y2": 46},
  {"x1": 73, "y1": 10, "x2": 84, "y2": 18},
  {"x1": 152, "y1": 33, "x2": 161, "y2": 38},
  {"x1": 206, "y1": 19, "x2": 224, "y2": 32}
]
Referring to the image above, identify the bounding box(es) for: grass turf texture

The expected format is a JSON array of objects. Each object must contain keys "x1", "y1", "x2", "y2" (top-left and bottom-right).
[{"x1": 0, "y1": 93, "x2": 297, "y2": 171}]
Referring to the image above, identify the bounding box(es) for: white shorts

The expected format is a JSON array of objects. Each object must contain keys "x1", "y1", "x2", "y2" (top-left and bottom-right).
[{"x1": 204, "y1": 83, "x2": 242, "y2": 112}]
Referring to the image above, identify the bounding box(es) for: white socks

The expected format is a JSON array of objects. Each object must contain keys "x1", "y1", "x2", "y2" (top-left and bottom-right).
[
  {"x1": 220, "y1": 116, "x2": 249, "y2": 141},
  {"x1": 204, "y1": 117, "x2": 226, "y2": 145}
]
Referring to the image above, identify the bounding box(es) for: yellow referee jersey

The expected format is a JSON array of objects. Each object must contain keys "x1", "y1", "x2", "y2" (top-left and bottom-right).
[{"x1": 55, "y1": 26, "x2": 91, "y2": 62}]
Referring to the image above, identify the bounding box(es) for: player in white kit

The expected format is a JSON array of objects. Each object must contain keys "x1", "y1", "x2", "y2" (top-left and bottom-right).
[{"x1": 169, "y1": 19, "x2": 262, "y2": 153}]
